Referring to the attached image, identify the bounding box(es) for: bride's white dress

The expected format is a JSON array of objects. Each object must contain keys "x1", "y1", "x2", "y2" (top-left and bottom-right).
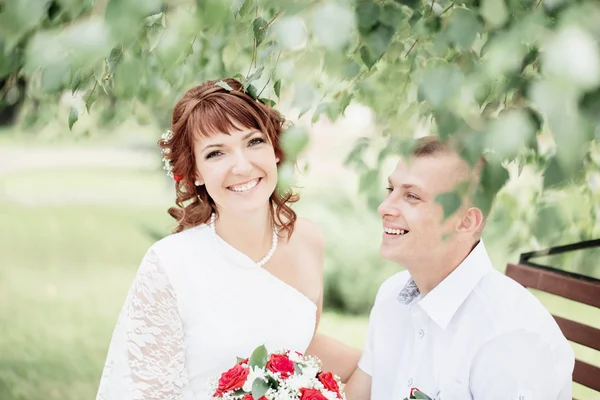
[{"x1": 96, "y1": 224, "x2": 317, "y2": 400}]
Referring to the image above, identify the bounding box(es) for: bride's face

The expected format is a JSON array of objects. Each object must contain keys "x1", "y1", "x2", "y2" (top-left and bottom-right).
[{"x1": 193, "y1": 127, "x2": 279, "y2": 215}]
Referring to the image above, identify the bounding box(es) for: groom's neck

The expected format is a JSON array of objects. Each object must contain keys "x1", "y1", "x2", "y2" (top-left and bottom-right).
[{"x1": 404, "y1": 239, "x2": 477, "y2": 296}]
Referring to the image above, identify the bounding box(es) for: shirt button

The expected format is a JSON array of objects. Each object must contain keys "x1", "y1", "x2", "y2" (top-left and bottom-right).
[
  {"x1": 407, "y1": 378, "x2": 413, "y2": 386},
  {"x1": 418, "y1": 329, "x2": 425, "y2": 338}
]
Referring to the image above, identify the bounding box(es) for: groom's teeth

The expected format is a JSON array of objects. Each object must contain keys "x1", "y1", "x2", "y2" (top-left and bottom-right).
[
  {"x1": 384, "y1": 227, "x2": 408, "y2": 235},
  {"x1": 229, "y1": 178, "x2": 259, "y2": 192}
]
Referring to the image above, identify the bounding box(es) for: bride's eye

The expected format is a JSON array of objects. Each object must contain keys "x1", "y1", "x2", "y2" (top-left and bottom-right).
[
  {"x1": 206, "y1": 150, "x2": 223, "y2": 159},
  {"x1": 248, "y1": 137, "x2": 266, "y2": 146},
  {"x1": 386, "y1": 187, "x2": 393, "y2": 193}
]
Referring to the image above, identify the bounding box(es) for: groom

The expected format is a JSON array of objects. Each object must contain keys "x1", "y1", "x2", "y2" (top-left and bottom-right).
[{"x1": 345, "y1": 136, "x2": 574, "y2": 399}]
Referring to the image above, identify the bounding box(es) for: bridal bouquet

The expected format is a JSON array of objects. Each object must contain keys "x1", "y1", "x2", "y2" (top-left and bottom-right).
[{"x1": 210, "y1": 345, "x2": 345, "y2": 400}]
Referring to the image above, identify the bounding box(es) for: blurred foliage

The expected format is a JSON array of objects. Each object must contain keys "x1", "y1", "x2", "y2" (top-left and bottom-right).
[{"x1": 0, "y1": 0, "x2": 599, "y2": 248}]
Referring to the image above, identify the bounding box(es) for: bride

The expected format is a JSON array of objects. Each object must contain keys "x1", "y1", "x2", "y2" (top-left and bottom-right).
[{"x1": 96, "y1": 78, "x2": 360, "y2": 399}]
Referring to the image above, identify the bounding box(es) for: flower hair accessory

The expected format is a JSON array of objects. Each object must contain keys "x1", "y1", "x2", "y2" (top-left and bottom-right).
[{"x1": 160, "y1": 129, "x2": 183, "y2": 183}]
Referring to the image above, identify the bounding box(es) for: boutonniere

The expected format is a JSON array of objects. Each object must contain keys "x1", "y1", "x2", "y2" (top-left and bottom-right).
[{"x1": 403, "y1": 387, "x2": 435, "y2": 400}]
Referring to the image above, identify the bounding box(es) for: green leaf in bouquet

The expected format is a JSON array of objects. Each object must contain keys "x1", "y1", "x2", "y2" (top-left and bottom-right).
[
  {"x1": 236, "y1": 356, "x2": 245, "y2": 363},
  {"x1": 248, "y1": 345, "x2": 268, "y2": 368},
  {"x1": 413, "y1": 390, "x2": 434, "y2": 399},
  {"x1": 293, "y1": 362, "x2": 303, "y2": 375},
  {"x1": 251, "y1": 377, "x2": 270, "y2": 399}
]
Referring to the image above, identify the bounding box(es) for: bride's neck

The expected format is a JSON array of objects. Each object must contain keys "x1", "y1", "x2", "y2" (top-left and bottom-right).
[{"x1": 213, "y1": 206, "x2": 275, "y2": 262}]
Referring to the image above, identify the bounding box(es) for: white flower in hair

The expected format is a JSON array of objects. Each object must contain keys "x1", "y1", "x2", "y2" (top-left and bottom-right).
[{"x1": 160, "y1": 129, "x2": 175, "y2": 178}]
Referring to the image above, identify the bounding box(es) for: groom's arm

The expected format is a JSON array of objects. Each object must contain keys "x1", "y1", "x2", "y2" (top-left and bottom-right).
[
  {"x1": 344, "y1": 367, "x2": 371, "y2": 400},
  {"x1": 470, "y1": 330, "x2": 574, "y2": 399}
]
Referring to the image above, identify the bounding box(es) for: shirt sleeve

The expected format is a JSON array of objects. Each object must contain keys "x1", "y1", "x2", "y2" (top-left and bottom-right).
[
  {"x1": 470, "y1": 330, "x2": 574, "y2": 400},
  {"x1": 97, "y1": 248, "x2": 189, "y2": 400}
]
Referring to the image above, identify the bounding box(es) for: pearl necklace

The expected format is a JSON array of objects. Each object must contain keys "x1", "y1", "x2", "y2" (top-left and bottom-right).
[{"x1": 210, "y1": 213, "x2": 278, "y2": 267}]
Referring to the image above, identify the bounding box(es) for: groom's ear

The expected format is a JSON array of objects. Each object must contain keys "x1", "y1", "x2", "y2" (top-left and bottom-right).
[{"x1": 456, "y1": 207, "x2": 484, "y2": 234}]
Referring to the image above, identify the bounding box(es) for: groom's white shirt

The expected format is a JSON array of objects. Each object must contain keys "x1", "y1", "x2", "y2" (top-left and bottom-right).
[{"x1": 358, "y1": 241, "x2": 575, "y2": 400}]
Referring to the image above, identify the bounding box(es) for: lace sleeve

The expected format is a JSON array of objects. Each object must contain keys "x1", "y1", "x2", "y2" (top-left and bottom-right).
[{"x1": 97, "y1": 248, "x2": 189, "y2": 400}]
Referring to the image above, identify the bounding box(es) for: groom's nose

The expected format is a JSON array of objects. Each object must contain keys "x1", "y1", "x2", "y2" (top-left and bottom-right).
[{"x1": 378, "y1": 195, "x2": 398, "y2": 218}]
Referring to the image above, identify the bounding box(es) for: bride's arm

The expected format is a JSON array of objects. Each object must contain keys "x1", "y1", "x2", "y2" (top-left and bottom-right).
[
  {"x1": 306, "y1": 332, "x2": 362, "y2": 383},
  {"x1": 97, "y1": 248, "x2": 189, "y2": 400},
  {"x1": 301, "y1": 221, "x2": 362, "y2": 383}
]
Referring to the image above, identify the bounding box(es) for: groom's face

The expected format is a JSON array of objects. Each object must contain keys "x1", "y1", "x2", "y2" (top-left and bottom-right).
[{"x1": 378, "y1": 153, "x2": 469, "y2": 266}]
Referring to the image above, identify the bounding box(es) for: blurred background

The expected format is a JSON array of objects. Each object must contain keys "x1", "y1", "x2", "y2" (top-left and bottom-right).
[{"x1": 1, "y1": 0, "x2": 600, "y2": 399}]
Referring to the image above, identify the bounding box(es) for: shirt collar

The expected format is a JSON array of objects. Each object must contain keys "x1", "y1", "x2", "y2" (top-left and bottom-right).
[{"x1": 397, "y1": 240, "x2": 493, "y2": 329}]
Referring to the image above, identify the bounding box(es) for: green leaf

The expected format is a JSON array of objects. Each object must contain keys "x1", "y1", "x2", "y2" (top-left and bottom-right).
[
  {"x1": 0, "y1": 0, "x2": 51, "y2": 49},
  {"x1": 231, "y1": 0, "x2": 246, "y2": 16},
  {"x1": 272, "y1": 16, "x2": 307, "y2": 50},
  {"x1": 475, "y1": 156, "x2": 509, "y2": 215},
  {"x1": 393, "y1": 0, "x2": 421, "y2": 9},
  {"x1": 274, "y1": 80, "x2": 281, "y2": 98},
  {"x1": 543, "y1": 156, "x2": 570, "y2": 188},
  {"x1": 359, "y1": 168, "x2": 379, "y2": 192},
  {"x1": 71, "y1": 72, "x2": 83, "y2": 95},
  {"x1": 363, "y1": 23, "x2": 395, "y2": 62},
  {"x1": 281, "y1": 125, "x2": 310, "y2": 159},
  {"x1": 413, "y1": 390, "x2": 434, "y2": 400},
  {"x1": 253, "y1": 17, "x2": 268, "y2": 45},
  {"x1": 487, "y1": 109, "x2": 535, "y2": 161},
  {"x1": 216, "y1": 80, "x2": 234, "y2": 91},
  {"x1": 433, "y1": 110, "x2": 462, "y2": 140},
  {"x1": 356, "y1": 2, "x2": 380, "y2": 35},
  {"x1": 248, "y1": 345, "x2": 268, "y2": 368},
  {"x1": 480, "y1": 0, "x2": 509, "y2": 29},
  {"x1": 41, "y1": 63, "x2": 70, "y2": 93},
  {"x1": 246, "y1": 84, "x2": 258, "y2": 100},
  {"x1": 436, "y1": 191, "x2": 463, "y2": 219},
  {"x1": 446, "y1": 8, "x2": 482, "y2": 49},
  {"x1": 84, "y1": 87, "x2": 99, "y2": 113},
  {"x1": 312, "y1": 2, "x2": 355, "y2": 50},
  {"x1": 260, "y1": 98, "x2": 276, "y2": 107},
  {"x1": 380, "y1": 4, "x2": 404, "y2": 28},
  {"x1": 360, "y1": 46, "x2": 376, "y2": 69},
  {"x1": 236, "y1": 356, "x2": 245, "y2": 363},
  {"x1": 251, "y1": 378, "x2": 270, "y2": 399},
  {"x1": 245, "y1": 66, "x2": 264, "y2": 86},
  {"x1": 418, "y1": 65, "x2": 463, "y2": 109},
  {"x1": 68, "y1": 107, "x2": 79, "y2": 131}
]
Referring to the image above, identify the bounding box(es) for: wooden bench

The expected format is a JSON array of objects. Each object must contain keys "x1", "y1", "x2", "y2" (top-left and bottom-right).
[{"x1": 505, "y1": 239, "x2": 600, "y2": 399}]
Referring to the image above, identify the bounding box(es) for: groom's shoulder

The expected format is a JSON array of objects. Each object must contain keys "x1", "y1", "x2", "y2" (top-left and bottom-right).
[{"x1": 374, "y1": 270, "x2": 411, "y2": 304}]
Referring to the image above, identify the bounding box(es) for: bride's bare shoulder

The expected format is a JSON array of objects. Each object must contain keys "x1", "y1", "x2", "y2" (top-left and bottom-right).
[{"x1": 292, "y1": 218, "x2": 325, "y2": 259}]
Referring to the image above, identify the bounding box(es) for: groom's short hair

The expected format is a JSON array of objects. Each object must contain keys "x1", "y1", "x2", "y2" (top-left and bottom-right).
[{"x1": 410, "y1": 135, "x2": 491, "y2": 228}]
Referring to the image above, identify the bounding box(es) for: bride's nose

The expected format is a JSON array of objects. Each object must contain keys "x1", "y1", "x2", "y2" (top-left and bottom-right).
[{"x1": 231, "y1": 151, "x2": 253, "y2": 176}]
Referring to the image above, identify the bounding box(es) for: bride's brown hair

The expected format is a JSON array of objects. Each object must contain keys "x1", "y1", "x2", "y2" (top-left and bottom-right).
[{"x1": 158, "y1": 78, "x2": 298, "y2": 236}]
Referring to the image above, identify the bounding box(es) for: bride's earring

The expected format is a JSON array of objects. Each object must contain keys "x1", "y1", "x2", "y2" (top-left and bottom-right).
[
  {"x1": 195, "y1": 180, "x2": 202, "y2": 186},
  {"x1": 275, "y1": 157, "x2": 280, "y2": 163}
]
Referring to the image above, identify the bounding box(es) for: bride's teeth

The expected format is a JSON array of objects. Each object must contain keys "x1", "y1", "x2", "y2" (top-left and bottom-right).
[{"x1": 229, "y1": 179, "x2": 259, "y2": 192}]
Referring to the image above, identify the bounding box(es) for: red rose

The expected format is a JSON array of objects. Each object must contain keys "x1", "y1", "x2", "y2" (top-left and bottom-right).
[
  {"x1": 173, "y1": 174, "x2": 183, "y2": 183},
  {"x1": 299, "y1": 388, "x2": 328, "y2": 400},
  {"x1": 317, "y1": 372, "x2": 342, "y2": 398},
  {"x1": 213, "y1": 364, "x2": 249, "y2": 397},
  {"x1": 266, "y1": 353, "x2": 295, "y2": 379},
  {"x1": 242, "y1": 395, "x2": 267, "y2": 400}
]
